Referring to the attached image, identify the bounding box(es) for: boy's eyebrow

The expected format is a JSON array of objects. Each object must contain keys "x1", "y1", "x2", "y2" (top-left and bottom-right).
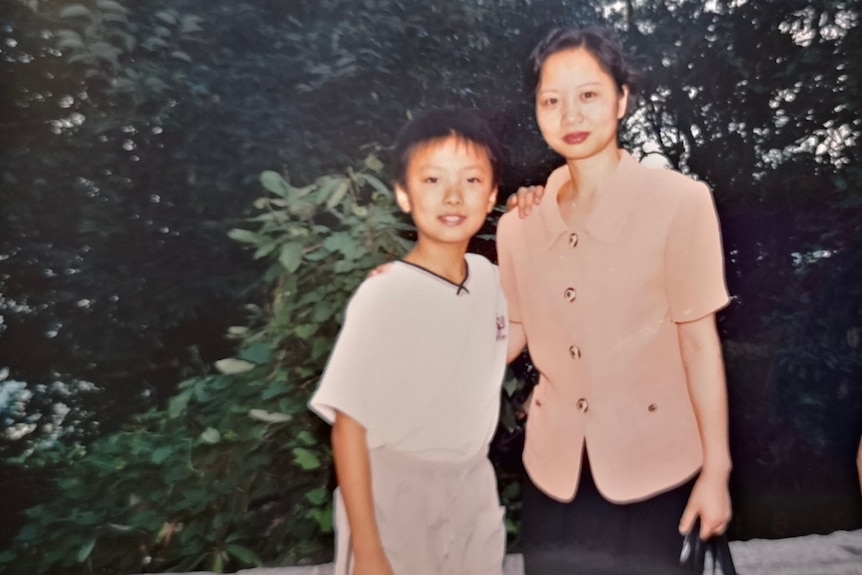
[{"x1": 416, "y1": 160, "x2": 489, "y2": 170}]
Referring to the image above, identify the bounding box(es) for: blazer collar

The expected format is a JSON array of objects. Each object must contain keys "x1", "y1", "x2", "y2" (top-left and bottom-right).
[{"x1": 538, "y1": 151, "x2": 641, "y2": 250}]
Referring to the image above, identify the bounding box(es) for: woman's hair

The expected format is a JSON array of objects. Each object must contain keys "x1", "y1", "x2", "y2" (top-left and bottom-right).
[{"x1": 526, "y1": 27, "x2": 641, "y2": 114}]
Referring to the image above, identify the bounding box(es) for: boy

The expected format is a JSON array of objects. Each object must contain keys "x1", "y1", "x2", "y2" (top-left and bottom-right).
[{"x1": 309, "y1": 109, "x2": 509, "y2": 575}]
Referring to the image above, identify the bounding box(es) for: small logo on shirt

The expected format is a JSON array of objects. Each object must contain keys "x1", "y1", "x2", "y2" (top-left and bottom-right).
[{"x1": 496, "y1": 315, "x2": 507, "y2": 341}]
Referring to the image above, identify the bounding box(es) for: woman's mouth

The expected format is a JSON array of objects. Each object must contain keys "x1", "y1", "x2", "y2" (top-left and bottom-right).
[{"x1": 563, "y1": 132, "x2": 589, "y2": 144}]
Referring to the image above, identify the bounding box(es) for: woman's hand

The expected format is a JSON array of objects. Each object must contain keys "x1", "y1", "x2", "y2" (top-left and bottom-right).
[
  {"x1": 366, "y1": 262, "x2": 393, "y2": 279},
  {"x1": 505, "y1": 185, "x2": 545, "y2": 218},
  {"x1": 679, "y1": 470, "x2": 732, "y2": 540},
  {"x1": 353, "y1": 549, "x2": 395, "y2": 575}
]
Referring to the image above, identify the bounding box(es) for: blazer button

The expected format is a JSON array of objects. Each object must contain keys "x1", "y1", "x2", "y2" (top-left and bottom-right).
[
  {"x1": 569, "y1": 232, "x2": 579, "y2": 248},
  {"x1": 576, "y1": 398, "x2": 589, "y2": 413},
  {"x1": 648, "y1": 403, "x2": 657, "y2": 412},
  {"x1": 568, "y1": 345, "x2": 581, "y2": 359},
  {"x1": 563, "y1": 287, "x2": 577, "y2": 302}
]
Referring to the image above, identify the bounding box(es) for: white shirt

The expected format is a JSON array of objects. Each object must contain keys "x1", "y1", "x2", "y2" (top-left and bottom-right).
[{"x1": 309, "y1": 253, "x2": 508, "y2": 461}]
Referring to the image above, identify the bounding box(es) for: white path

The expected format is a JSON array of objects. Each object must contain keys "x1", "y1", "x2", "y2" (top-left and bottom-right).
[{"x1": 161, "y1": 529, "x2": 862, "y2": 575}]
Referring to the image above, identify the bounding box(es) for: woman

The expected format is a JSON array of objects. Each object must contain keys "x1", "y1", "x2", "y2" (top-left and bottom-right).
[{"x1": 497, "y1": 27, "x2": 732, "y2": 574}]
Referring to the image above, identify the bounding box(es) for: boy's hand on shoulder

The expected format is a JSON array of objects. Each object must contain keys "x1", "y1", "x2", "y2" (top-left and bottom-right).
[
  {"x1": 353, "y1": 549, "x2": 395, "y2": 575},
  {"x1": 505, "y1": 185, "x2": 545, "y2": 219},
  {"x1": 366, "y1": 261, "x2": 393, "y2": 280}
]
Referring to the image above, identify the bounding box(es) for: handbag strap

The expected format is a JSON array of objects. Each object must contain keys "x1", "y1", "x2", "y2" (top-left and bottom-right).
[{"x1": 710, "y1": 536, "x2": 738, "y2": 575}]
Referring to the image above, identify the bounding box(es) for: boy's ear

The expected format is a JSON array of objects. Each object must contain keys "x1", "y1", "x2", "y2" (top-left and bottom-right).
[
  {"x1": 394, "y1": 183, "x2": 412, "y2": 214},
  {"x1": 486, "y1": 186, "x2": 499, "y2": 213}
]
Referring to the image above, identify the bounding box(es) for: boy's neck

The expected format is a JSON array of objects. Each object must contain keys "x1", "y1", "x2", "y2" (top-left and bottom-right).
[{"x1": 403, "y1": 243, "x2": 468, "y2": 285}]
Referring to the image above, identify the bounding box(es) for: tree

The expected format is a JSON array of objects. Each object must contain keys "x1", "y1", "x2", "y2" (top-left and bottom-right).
[{"x1": 0, "y1": 158, "x2": 411, "y2": 574}]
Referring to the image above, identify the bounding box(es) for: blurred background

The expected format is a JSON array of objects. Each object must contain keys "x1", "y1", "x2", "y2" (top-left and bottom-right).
[{"x1": 1, "y1": 0, "x2": 860, "y2": 573}]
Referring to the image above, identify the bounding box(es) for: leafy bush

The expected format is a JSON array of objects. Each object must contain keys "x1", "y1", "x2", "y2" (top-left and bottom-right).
[{"x1": 0, "y1": 155, "x2": 411, "y2": 574}]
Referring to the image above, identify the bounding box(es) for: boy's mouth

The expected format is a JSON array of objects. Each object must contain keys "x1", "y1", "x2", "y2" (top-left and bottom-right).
[{"x1": 439, "y1": 215, "x2": 466, "y2": 226}]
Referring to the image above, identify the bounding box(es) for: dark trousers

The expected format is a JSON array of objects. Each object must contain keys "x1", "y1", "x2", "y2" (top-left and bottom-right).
[{"x1": 522, "y1": 452, "x2": 697, "y2": 575}]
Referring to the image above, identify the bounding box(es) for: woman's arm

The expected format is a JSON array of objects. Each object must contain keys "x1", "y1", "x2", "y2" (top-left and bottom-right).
[
  {"x1": 507, "y1": 322, "x2": 527, "y2": 363},
  {"x1": 677, "y1": 313, "x2": 733, "y2": 539},
  {"x1": 332, "y1": 411, "x2": 394, "y2": 575}
]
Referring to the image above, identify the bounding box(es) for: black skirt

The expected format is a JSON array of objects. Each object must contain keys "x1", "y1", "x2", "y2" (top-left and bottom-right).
[{"x1": 521, "y1": 450, "x2": 697, "y2": 575}]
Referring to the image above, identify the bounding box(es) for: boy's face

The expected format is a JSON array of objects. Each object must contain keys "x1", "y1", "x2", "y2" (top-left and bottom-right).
[{"x1": 395, "y1": 136, "x2": 497, "y2": 251}]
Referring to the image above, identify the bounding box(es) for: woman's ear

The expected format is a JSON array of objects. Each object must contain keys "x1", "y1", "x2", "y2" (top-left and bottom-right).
[
  {"x1": 394, "y1": 183, "x2": 412, "y2": 214},
  {"x1": 617, "y1": 85, "x2": 630, "y2": 120}
]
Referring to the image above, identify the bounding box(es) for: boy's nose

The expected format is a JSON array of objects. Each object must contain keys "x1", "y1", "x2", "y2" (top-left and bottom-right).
[{"x1": 443, "y1": 184, "x2": 463, "y2": 204}]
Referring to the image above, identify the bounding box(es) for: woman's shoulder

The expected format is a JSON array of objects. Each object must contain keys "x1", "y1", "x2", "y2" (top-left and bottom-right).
[
  {"x1": 633, "y1": 159, "x2": 710, "y2": 198},
  {"x1": 498, "y1": 166, "x2": 568, "y2": 238}
]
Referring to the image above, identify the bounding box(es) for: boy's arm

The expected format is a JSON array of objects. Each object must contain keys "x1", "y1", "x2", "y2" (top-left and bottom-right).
[{"x1": 331, "y1": 411, "x2": 393, "y2": 574}]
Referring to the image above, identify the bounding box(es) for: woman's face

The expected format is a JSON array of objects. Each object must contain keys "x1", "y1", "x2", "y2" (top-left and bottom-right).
[{"x1": 535, "y1": 47, "x2": 628, "y2": 162}]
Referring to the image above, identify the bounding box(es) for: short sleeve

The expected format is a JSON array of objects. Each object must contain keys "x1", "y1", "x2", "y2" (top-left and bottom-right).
[
  {"x1": 665, "y1": 183, "x2": 730, "y2": 322},
  {"x1": 308, "y1": 283, "x2": 382, "y2": 427},
  {"x1": 496, "y1": 215, "x2": 522, "y2": 323}
]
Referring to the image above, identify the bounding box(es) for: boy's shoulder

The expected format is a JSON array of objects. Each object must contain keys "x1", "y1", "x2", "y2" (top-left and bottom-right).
[
  {"x1": 464, "y1": 252, "x2": 495, "y2": 271},
  {"x1": 349, "y1": 255, "x2": 498, "y2": 312},
  {"x1": 347, "y1": 264, "x2": 415, "y2": 313}
]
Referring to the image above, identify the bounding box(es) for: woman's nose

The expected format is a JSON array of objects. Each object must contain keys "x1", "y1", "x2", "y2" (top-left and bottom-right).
[{"x1": 562, "y1": 102, "x2": 582, "y2": 124}]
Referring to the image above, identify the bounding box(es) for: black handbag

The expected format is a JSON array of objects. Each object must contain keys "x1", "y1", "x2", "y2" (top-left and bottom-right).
[{"x1": 679, "y1": 518, "x2": 738, "y2": 574}]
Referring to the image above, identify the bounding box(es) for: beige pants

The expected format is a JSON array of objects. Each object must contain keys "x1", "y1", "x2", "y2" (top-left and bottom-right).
[{"x1": 333, "y1": 448, "x2": 505, "y2": 575}]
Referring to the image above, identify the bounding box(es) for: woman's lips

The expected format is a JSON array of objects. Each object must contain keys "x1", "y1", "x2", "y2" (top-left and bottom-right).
[{"x1": 563, "y1": 132, "x2": 589, "y2": 144}]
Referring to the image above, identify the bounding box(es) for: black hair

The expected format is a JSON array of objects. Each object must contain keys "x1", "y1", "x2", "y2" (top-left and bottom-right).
[
  {"x1": 390, "y1": 108, "x2": 504, "y2": 188},
  {"x1": 526, "y1": 27, "x2": 640, "y2": 114}
]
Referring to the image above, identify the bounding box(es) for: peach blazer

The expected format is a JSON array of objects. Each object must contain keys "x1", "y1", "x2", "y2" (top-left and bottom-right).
[{"x1": 497, "y1": 151, "x2": 729, "y2": 504}]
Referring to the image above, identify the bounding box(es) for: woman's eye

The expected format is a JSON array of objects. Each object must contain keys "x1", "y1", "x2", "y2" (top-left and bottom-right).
[
  {"x1": 467, "y1": 177, "x2": 482, "y2": 184},
  {"x1": 423, "y1": 176, "x2": 438, "y2": 184},
  {"x1": 583, "y1": 91, "x2": 597, "y2": 100}
]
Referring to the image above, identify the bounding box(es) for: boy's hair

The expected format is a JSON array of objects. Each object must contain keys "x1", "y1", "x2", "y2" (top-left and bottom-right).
[
  {"x1": 390, "y1": 109, "x2": 504, "y2": 188},
  {"x1": 526, "y1": 27, "x2": 641, "y2": 115}
]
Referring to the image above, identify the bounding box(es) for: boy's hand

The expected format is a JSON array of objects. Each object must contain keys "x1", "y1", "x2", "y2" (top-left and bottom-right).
[
  {"x1": 366, "y1": 262, "x2": 393, "y2": 279},
  {"x1": 505, "y1": 185, "x2": 545, "y2": 218},
  {"x1": 353, "y1": 549, "x2": 395, "y2": 575}
]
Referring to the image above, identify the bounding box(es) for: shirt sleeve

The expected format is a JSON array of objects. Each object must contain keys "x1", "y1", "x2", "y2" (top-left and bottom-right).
[
  {"x1": 308, "y1": 281, "x2": 383, "y2": 427},
  {"x1": 496, "y1": 214, "x2": 523, "y2": 323},
  {"x1": 665, "y1": 182, "x2": 730, "y2": 323}
]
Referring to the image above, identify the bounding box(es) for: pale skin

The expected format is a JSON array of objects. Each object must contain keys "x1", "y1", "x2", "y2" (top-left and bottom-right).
[
  {"x1": 335, "y1": 135, "x2": 497, "y2": 574},
  {"x1": 507, "y1": 47, "x2": 732, "y2": 540}
]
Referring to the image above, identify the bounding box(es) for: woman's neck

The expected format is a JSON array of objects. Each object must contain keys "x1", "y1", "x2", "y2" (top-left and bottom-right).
[{"x1": 563, "y1": 147, "x2": 622, "y2": 207}]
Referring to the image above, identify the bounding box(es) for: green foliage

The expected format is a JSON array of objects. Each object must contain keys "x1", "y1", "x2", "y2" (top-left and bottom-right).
[
  {"x1": 3, "y1": 0, "x2": 861, "y2": 554},
  {"x1": 0, "y1": 157, "x2": 409, "y2": 574},
  {"x1": 1, "y1": 0, "x2": 601, "y2": 456}
]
